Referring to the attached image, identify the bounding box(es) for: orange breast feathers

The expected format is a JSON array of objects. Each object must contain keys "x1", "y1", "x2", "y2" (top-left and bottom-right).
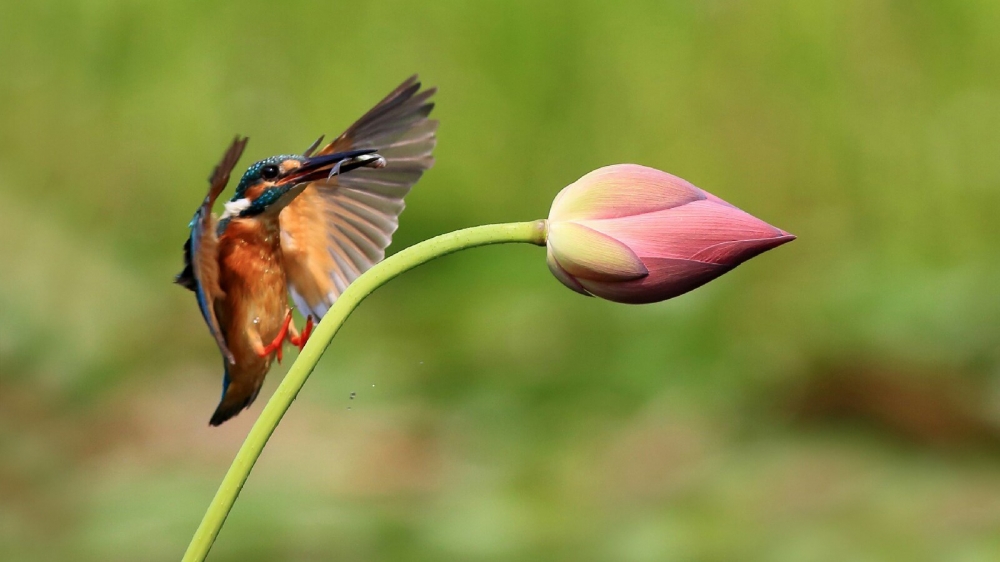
[{"x1": 216, "y1": 218, "x2": 290, "y2": 369}]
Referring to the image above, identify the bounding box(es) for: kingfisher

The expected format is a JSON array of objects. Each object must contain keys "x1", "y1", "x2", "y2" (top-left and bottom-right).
[{"x1": 176, "y1": 76, "x2": 437, "y2": 426}]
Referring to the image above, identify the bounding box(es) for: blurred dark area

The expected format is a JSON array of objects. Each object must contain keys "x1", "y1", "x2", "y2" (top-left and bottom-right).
[
  {"x1": 1, "y1": 1, "x2": 999, "y2": 560},
  {"x1": 787, "y1": 362, "x2": 1000, "y2": 451}
]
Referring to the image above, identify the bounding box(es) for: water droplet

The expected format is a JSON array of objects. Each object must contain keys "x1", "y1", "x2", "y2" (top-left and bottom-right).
[{"x1": 349, "y1": 392, "x2": 356, "y2": 400}]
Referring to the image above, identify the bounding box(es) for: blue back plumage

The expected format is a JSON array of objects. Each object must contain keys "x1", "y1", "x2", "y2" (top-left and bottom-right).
[
  {"x1": 189, "y1": 211, "x2": 226, "y2": 353},
  {"x1": 175, "y1": 136, "x2": 247, "y2": 366}
]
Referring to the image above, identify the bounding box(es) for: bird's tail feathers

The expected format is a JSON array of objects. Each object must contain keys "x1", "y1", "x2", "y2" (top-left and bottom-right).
[{"x1": 209, "y1": 381, "x2": 262, "y2": 426}]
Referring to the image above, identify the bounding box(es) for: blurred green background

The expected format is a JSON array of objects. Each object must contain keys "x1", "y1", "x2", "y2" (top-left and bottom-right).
[{"x1": 2, "y1": 1, "x2": 1000, "y2": 560}]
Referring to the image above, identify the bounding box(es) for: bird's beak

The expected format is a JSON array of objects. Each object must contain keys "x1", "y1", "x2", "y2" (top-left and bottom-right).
[{"x1": 280, "y1": 149, "x2": 387, "y2": 185}]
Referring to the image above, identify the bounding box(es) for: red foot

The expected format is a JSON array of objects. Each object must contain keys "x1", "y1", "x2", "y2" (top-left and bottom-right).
[
  {"x1": 288, "y1": 315, "x2": 314, "y2": 351},
  {"x1": 257, "y1": 310, "x2": 293, "y2": 363}
]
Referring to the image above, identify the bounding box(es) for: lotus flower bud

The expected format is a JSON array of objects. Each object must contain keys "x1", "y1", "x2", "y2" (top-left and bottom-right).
[{"x1": 545, "y1": 164, "x2": 794, "y2": 304}]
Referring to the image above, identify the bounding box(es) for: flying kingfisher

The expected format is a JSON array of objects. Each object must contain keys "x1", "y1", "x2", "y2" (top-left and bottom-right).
[{"x1": 176, "y1": 76, "x2": 437, "y2": 426}]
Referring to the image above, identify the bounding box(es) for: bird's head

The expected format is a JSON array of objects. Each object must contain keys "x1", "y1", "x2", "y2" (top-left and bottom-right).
[{"x1": 222, "y1": 149, "x2": 385, "y2": 219}]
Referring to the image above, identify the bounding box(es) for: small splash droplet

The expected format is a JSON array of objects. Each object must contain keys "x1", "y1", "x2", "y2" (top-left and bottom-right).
[
  {"x1": 347, "y1": 406, "x2": 352, "y2": 411},
  {"x1": 349, "y1": 392, "x2": 356, "y2": 400},
  {"x1": 371, "y1": 384, "x2": 375, "y2": 388}
]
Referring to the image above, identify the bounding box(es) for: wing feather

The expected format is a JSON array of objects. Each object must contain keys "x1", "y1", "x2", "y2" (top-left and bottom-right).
[
  {"x1": 279, "y1": 76, "x2": 437, "y2": 318},
  {"x1": 176, "y1": 136, "x2": 247, "y2": 364}
]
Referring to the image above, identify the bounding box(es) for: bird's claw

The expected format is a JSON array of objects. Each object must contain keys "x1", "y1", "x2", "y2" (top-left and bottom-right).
[
  {"x1": 288, "y1": 315, "x2": 314, "y2": 351},
  {"x1": 255, "y1": 311, "x2": 313, "y2": 362},
  {"x1": 257, "y1": 310, "x2": 294, "y2": 363}
]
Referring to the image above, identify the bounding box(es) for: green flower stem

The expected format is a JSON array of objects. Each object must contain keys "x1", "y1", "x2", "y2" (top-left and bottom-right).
[{"x1": 182, "y1": 220, "x2": 548, "y2": 562}]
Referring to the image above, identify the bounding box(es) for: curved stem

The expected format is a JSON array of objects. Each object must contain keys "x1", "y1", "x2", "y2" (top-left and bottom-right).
[{"x1": 182, "y1": 220, "x2": 547, "y2": 562}]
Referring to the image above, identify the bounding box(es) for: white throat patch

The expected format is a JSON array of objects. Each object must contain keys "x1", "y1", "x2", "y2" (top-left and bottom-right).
[{"x1": 221, "y1": 198, "x2": 252, "y2": 220}]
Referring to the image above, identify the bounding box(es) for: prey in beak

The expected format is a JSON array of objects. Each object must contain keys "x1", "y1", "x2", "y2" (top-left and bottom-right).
[{"x1": 280, "y1": 149, "x2": 387, "y2": 185}]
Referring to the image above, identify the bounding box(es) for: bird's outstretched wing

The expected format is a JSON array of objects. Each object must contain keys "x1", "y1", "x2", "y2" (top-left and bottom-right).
[
  {"x1": 176, "y1": 136, "x2": 248, "y2": 364},
  {"x1": 279, "y1": 75, "x2": 437, "y2": 318}
]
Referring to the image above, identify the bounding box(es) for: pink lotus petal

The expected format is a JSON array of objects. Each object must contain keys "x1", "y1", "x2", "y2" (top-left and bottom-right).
[
  {"x1": 546, "y1": 247, "x2": 593, "y2": 297},
  {"x1": 577, "y1": 199, "x2": 787, "y2": 264},
  {"x1": 688, "y1": 234, "x2": 796, "y2": 264},
  {"x1": 578, "y1": 258, "x2": 730, "y2": 304},
  {"x1": 548, "y1": 221, "x2": 649, "y2": 282},
  {"x1": 702, "y1": 190, "x2": 738, "y2": 209},
  {"x1": 549, "y1": 164, "x2": 704, "y2": 222}
]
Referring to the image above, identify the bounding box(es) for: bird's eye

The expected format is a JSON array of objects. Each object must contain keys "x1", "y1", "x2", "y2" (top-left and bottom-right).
[{"x1": 260, "y1": 164, "x2": 280, "y2": 180}]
